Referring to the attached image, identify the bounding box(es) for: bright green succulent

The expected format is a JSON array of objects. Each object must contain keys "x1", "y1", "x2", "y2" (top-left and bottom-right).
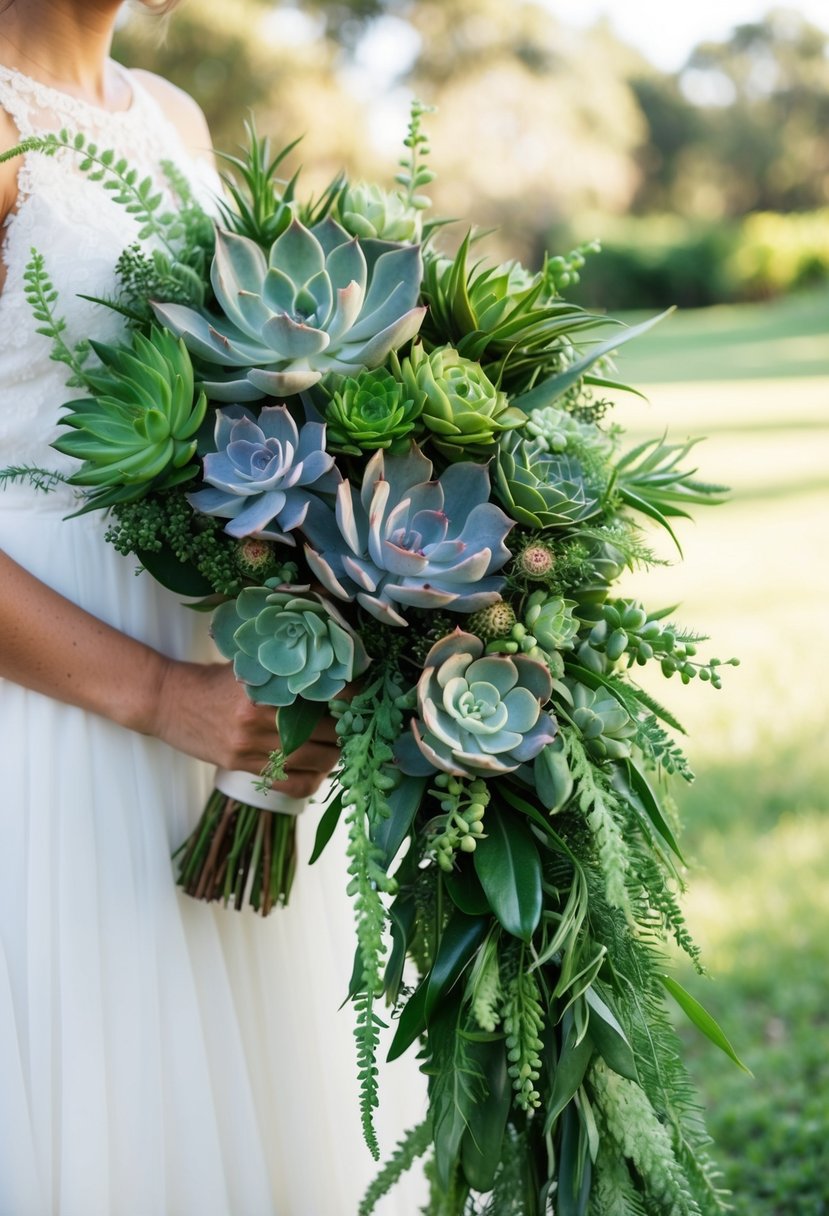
[
  {"x1": 153, "y1": 218, "x2": 426, "y2": 401},
  {"x1": 496, "y1": 435, "x2": 603, "y2": 529},
  {"x1": 419, "y1": 236, "x2": 602, "y2": 395},
  {"x1": 338, "y1": 182, "x2": 422, "y2": 243},
  {"x1": 52, "y1": 327, "x2": 206, "y2": 510},
  {"x1": 212, "y1": 581, "x2": 371, "y2": 706},
  {"x1": 324, "y1": 368, "x2": 422, "y2": 455},
  {"x1": 561, "y1": 678, "x2": 636, "y2": 762},
  {"x1": 396, "y1": 343, "x2": 524, "y2": 461}
]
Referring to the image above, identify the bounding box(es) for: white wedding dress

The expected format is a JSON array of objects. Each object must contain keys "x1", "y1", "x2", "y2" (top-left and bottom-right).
[{"x1": 0, "y1": 64, "x2": 426, "y2": 1216}]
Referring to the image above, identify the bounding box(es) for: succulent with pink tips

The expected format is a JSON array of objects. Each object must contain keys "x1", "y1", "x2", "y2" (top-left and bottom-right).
[
  {"x1": 187, "y1": 404, "x2": 339, "y2": 542},
  {"x1": 152, "y1": 217, "x2": 426, "y2": 401},
  {"x1": 396, "y1": 630, "x2": 557, "y2": 777},
  {"x1": 301, "y1": 446, "x2": 514, "y2": 627}
]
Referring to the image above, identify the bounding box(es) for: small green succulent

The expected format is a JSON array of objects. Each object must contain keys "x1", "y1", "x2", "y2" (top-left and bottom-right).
[
  {"x1": 396, "y1": 343, "x2": 524, "y2": 461},
  {"x1": 525, "y1": 592, "x2": 579, "y2": 652},
  {"x1": 337, "y1": 182, "x2": 422, "y2": 244},
  {"x1": 496, "y1": 435, "x2": 602, "y2": 530},
  {"x1": 212, "y1": 581, "x2": 371, "y2": 705},
  {"x1": 53, "y1": 327, "x2": 206, "y2": 511},
  {"x1": 324, "y1": 369, "x2": 422, "y2": 455},
  {"x1": 562, "y1": 678, "x2": 636, "y2": 762}
]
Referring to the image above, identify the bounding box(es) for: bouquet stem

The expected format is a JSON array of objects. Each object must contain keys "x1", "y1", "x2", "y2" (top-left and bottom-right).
[{"x1": 173, "y1": 770, "x2": 304, "y2": 915}]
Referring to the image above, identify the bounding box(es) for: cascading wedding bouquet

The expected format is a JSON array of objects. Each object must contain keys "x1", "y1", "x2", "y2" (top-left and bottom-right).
[{"x1": 2, "y1": 103, "x2": 744, "y2": 1213}]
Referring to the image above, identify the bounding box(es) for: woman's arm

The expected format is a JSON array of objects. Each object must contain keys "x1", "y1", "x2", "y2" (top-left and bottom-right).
[{"x1": 0, "y1": 549, "x2": 338, "y2": 796}]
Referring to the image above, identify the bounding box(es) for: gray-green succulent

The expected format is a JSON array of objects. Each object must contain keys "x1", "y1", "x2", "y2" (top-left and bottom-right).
[
  {"x1": 337, "y1": 182, "x2": 422, "y2": 244},
  {"x1": 561, "y1": 678, "x2": 636, "y2": 762},
  {"x1": 496, "y1": 435, "x2": 603, "y2": 529},
  {"x1": 153, "y1": 218, "x2": 426, "y2": 401},
  {"x1": 212, "y1": 581, "x2": 370, "y2": 705},
  {"x1": 525, "y1": 592, "x2": 579, "y2": 652}
]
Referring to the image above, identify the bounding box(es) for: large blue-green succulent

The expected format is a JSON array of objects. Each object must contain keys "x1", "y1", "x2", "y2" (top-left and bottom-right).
[
  {"x1": 302, "y1": 447, "x2": 513, "y2": 627},
  {"x1": 212, "y1": 582, "x2": 370, "y2": 705},
  {"x1": 187, "y1": 404, "x2": 338, "y2": 541},
  {"x1": 153, "y1": 219, "x2": 426, "y2": 401},
  {"x1": 396, "y1": 630, "x2": 557, "y2": 777}
]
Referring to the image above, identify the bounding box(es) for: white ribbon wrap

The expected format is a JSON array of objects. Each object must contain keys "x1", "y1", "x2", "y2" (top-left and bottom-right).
[{"x1": 214, "y1": 768, "x2": 308, "y2": 816}]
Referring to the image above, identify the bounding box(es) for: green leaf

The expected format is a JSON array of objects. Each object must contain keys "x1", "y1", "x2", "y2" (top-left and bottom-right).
[
  {"x1": 383, "y1": 895, "x2": 416, "y2": 1004},
  {"x1": 585, "y1": 988, "x2": 638, "y2": 1082},
  {"x1": 515, "y1": 309, "x2": 674, "y2": 413},
  {"x1": 660, "y1": 975, "x2": 752, "y2": 1074},
  {"x1": 373, "y1": 777, "x2": 427, "y2": 867},
  {"x1": 444, "y1": 863, "x2": 490, "y2": 916},
  {"x1": 137, "y1": 545, "x2": 214, "y2": 597},
  {"x1": 474, "y1": 805, "x2": 543, "y2": 942},
  {"x1": 460, "y1": 1037, "x2": 511, "y2": 1192},
  {"x1": 309, "y1": 788, "x2": 343, "y2": 865},
  {"x1": 277, "y1": 699, "x2": 326, "y2": 758},
  {"x1": 545, "y1": 1011, "x2": 594, "y2": 1133},
  {"x1": 556, "y1": 1103, "x2": 593, "y2": 1216},
  {"x1": 425, "y1": 912, "x2": 488, "y2": 1019},
  {"x1": 620, "y1": 760, "x2": 686, "y2": 863}
]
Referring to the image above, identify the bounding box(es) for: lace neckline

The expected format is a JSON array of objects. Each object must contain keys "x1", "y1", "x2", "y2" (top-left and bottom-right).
[{"x1": 0, "y1": 60, "x2": 141, "y2": 125}]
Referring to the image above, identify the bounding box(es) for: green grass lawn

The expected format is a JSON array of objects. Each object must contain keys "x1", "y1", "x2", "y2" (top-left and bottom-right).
[
  {"x1": 601, "y1": 290, "x2": 829, "y2": 1214},
  {"x1": 610, "y1": 286, "x2": 829, "y2": 384}
]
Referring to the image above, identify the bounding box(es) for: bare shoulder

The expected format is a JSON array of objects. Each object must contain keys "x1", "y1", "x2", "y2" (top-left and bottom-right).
[
  {"x1": 129, "y1": 68, "x2": 214, "y2": 166},
  {"x1": 0, "y1": 105, "x2": 21, "y2": 216}
]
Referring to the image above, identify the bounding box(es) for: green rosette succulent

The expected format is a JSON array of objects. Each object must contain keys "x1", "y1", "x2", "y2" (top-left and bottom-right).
[
  {"x1": 212, "y1": 581, "x2": 371, "y2": 705},
  {"x1": 53, "y1": 327, "x2": 206, "y2": 511},
  {"x1": 495, "y1": 434, "x2": 603, "y2": 529},
  {"x1": 153, "y1": 217, "x2": 426, "y2": 401},
  {"x1": 338, "y1": 182, "x2": 422, "y2": 244},
  {"x1": 324, "y1": 368, "x2": 422, "y2": 455},
  {"x1": 525, "y1": 591, "x2": 579, "y2": 652},
  {"x1": 396, "y1": 343, "x2": 524, "y2": 461},
  {"x1": 396, "y1": 629, "x2": 557, "y2": 778},
  {"x1": 562, "y1": 678, "x2": 636, "y2": 762}
]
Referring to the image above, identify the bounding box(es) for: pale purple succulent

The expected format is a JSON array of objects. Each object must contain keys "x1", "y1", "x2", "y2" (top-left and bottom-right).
[
  {"x1": 188, "y1": 404, "x2": 339, "y2": 542},
  {"x1": 396, "y1": 630, "x2": 557, "y2": 777},
  {"x1": 301, "y1": 447, "x2": 514, "y2": 627}
]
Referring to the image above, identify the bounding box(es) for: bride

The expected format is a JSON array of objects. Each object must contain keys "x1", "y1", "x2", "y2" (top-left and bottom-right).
[{"x1": 0, "y1": 1, "x2": 424, "y2": 1212}]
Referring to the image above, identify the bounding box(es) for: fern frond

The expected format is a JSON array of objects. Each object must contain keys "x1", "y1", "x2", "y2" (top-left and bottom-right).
[{"x1": 360, "y1": 1119, "x2": 433, "y2": 1216}]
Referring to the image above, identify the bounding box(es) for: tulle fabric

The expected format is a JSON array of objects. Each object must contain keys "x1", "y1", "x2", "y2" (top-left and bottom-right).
[{"x1": 0, "y1": 63, "x2": 426, "y2": 1216}]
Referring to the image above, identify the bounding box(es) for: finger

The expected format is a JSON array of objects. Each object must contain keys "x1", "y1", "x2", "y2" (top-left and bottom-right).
[{"x1": 284, "y1": 740, "x2": 341, "y2": 774}]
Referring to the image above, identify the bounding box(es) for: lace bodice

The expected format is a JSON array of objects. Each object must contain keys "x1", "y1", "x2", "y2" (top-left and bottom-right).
[{"x1": 0, "y1": 62, "x2": 219, "y2": 510}]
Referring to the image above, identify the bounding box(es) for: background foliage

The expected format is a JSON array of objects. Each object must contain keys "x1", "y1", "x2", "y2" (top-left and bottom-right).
[{"x1": 116, "y1": 0, "x2": 829, "y2": 305}]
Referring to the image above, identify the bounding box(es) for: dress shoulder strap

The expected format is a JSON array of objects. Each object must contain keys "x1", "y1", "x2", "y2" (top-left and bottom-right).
[{"x1": 0, "y1": 65, "x2": 42, "y2": 138}]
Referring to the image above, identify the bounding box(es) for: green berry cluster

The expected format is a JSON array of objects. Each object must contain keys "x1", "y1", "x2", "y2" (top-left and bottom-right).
[
  {"x1": 544, "y1": 239, "x2": 601, "y2": 294},
  {"x1": 429, "y1": 775, "x2": 490, "y2": 870},
  {"x1": 106, "y1": 490, "x2": 243, "y2": 595}
]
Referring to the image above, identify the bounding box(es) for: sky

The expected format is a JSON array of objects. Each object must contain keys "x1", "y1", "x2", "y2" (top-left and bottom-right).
[{"x1": 539, "y1": 0, "x2": 829, "y2": 70}]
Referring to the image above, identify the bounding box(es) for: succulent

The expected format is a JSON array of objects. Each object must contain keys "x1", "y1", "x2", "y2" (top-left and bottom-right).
[
  {"x1": 397, "y1": 630, "x2": 557, "y2": 778},
  {"x1": 515, "y1": 541, "x2": 556, "y2": 580},
  {"x1": 234, "y1": 539, "x2": 297, "y2": 583},
  {"x1": 53, "y1": 328, "x2": 206, "y2": 509},
  {"x1": 153, "y1": 218, "x2": 426, "y2": 401},
  {"x1": 419, "y1": 236, "x2": 602, "y2": 395},
  {"x1": 187, "y1": 404, "x2": 338, "y2": 542},
  {"x1": 302, "y1": 446, "x2": 513, "y2": 627},
  {"x1": 396, "y1": 344, "x2": 524, "y2": 461},
  {"x1": 324, "y1": 368, "x2": 422, "y2": 455},
  {"x1": 212, "y1": 581, "x2": 370, "y2": 705},
  {"x1": 337, "y1": 182, "x2": 422, "y2": 243},
  {"x1": 495, "y1": 435, "x2": 603, "y2": 530},
  {"x1": 525, "y1": 592, "x2": 579, "y2": 652},
  {"x1": 524, "y1": 404, "x2": 614, "y2": 460},
  {"x1": 561, "y1": 678, "x2": 636, "y2": 762}
]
